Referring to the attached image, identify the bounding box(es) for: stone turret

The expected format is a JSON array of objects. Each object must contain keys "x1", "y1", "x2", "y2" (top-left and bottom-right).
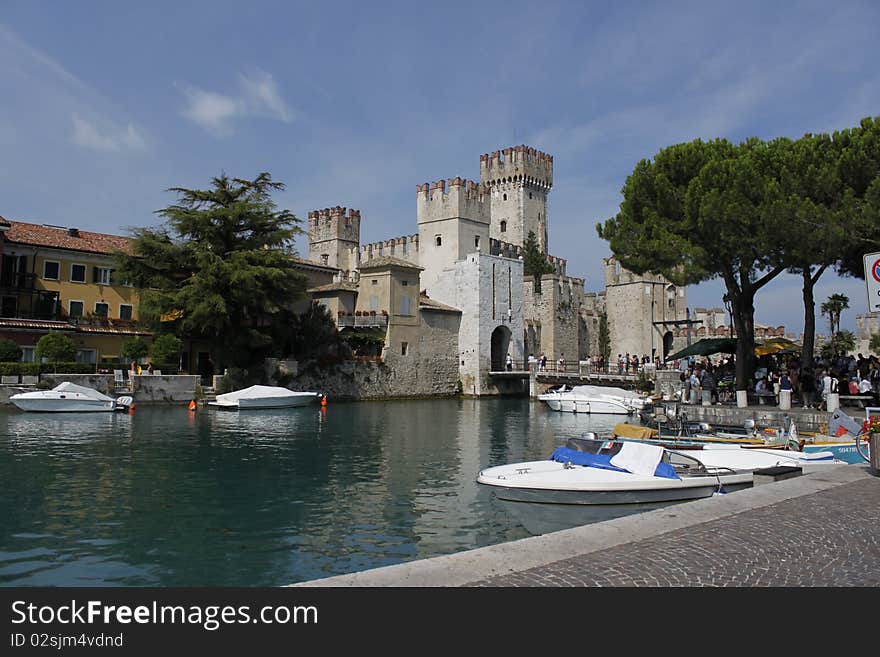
[
  {"x1": 479, "y1": 145, "x2": 552, "y2": 252},
  {"x1": 307, "y1": 206, "x2": 361, "y2": 271}
]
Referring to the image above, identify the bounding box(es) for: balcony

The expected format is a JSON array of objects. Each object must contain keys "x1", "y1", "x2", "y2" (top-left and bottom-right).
[
  {"x1": 337, "y1": 313, "x2": 388, "y2": 328},
  {"x1": 0, "y1": 272, "x2": 37, "y2": 290}
]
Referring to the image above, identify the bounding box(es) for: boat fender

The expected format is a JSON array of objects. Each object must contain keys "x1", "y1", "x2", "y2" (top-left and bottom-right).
[{"x1": 188, "y1": 400, "x2": 197, "y2": 411}]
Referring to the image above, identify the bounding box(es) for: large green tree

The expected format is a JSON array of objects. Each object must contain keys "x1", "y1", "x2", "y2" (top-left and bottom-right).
[
  {"x1": 598, "y1": 137, "x2": 787, "y2": 390},
  {"x1": 114, "y1": 173, "x2": 308, "y2": 369},
  {"x1": 774, "y1": 133, "x2": 847, "y2": 371}
]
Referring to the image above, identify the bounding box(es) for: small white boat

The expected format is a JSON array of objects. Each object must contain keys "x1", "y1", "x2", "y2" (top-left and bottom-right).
[
  {"x1": 208, "y1": 385, "x2": 322, "y2": 410},
  {"x1": 10, "y1": 382, "x2": 124, "y2": 412},
  {"x1": 538, "y1": 384, "x2": 649, "y2": 415},
  {"x1": 477, "y1": 435, "x2": 843, "y2": 534}
]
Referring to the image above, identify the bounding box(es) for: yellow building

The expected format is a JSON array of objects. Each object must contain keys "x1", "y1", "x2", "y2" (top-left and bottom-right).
[{"x1": 0, "y1": 217, "x2": 151, "y2": 365}]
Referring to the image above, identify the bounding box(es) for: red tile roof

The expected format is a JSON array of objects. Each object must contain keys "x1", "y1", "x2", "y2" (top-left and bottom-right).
[{"x1": 4, "y1": 221, "x2": 133, "y2": 255}]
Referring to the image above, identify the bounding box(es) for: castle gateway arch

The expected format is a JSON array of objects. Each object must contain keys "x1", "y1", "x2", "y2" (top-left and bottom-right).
[{"x1": 490, "y1": 325, "x2": 512, "y2": 371}]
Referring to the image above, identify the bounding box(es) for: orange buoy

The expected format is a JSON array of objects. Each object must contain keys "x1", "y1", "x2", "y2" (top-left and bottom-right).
[
  {"x1": 320, "y1": 395, "x2": 327, "y2": 407},
  {"x1": 188, "y1": 400, "x2": 197, "y2": 411}
]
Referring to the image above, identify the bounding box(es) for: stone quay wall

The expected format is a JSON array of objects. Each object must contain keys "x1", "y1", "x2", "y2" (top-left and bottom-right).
[
  {"x1": 286, "y1": 359, "x2": 459, "y2": 401},
  {"x1": 0, "y1": 374, "x2": 199, "y2": 406}
]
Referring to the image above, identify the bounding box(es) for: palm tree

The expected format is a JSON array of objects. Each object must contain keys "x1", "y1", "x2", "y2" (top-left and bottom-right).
[{"x1": 820, "y1": 293, "x2": 850, "y2": 335}]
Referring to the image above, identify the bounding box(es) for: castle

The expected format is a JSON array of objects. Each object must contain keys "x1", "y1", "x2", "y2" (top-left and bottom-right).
[{"x1": 302, "y1": 145, "x2": 689, "y2": 396}]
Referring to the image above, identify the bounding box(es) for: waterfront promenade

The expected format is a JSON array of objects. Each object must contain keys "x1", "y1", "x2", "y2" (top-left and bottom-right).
[{"x1": 296, "y1": 463, "x2": 880, "y2": 587}]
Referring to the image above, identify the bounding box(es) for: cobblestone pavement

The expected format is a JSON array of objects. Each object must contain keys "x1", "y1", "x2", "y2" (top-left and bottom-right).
[{"x1": 468, "y1": 478, "x2": 880, "y2": 587}]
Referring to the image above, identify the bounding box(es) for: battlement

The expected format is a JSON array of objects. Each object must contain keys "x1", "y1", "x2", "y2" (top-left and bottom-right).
[
  {"x1": 356, "y1": 234, "x2": 419, "y2": 265},
  {"x1": 417, "y1": 177, "x2": 489, "y2": 224},
  {"x1": 479, "y1": 145, "x2": 553, "y2": 188},
  {"x1": 308, "y1": 206, "x2": 361, "y2": 244},
  {"x1": 489, "y1": 238, "x2": 566, "y2": 276}
]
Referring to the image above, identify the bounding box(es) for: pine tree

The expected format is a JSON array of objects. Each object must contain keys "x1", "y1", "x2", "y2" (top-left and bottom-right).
[
  {"x1": 114, "y1": 173, "x2": 308, "y2": 370},
  {"x1": 522, "y1": 230, "x2": 554, "y2": 293}
]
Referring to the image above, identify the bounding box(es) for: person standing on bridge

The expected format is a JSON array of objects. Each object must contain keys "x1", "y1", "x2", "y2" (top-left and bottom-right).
[
  {"x1": 540, "y1": 353, "x2": 547, "y2": 372},
  {"x1": 506, "y1": 353, "x2": 513, "y2": 371}
]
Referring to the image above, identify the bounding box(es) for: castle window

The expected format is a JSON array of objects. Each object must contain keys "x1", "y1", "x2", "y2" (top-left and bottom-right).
[
  {"x1": 474, "y1": 236, "x2": 480, "y2": 249},
  {"x1": 435, "y1": 235, "x2": 442, "y2": 247},
  {"x1": 320, "y1": 254, "x2": 329, "y2": 265},
  {"x1": 500, "y1": 221, "x2": 507, "y2": 233},
  {"x1": 402, "y1": 280, "x2": 408, "y2": 286},
  {"x1": 371, "y1": 279, "x2": 377, "y2": 285},
  {"x1": 529, "y1": 192, "x2": 533, "y2": 199},
  {"x1": 401, "y1": 342, "x2": 408, "y2": 356},
  {"x1": 503, "y1": 193, "x2": 507, "y2": 201},
  {"x1": 401, "y1": 295, "x2": 410, "y2": 315}
]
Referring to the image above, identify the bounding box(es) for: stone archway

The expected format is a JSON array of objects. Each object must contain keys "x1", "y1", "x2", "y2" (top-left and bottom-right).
[
  {"x1": 663, "y1": 331, "x2": 674, "y2": 359},
  {"x1": 491, "y1": 325, "x2": 513, "y2": 371}
]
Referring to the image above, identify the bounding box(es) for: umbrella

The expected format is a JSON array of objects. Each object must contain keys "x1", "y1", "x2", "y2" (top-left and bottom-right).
[
  {"x1": 665, "y1": 337, "x2": 737, "y2": 361},
  {"x1": 754, "y1": 337, "x2": 801, "y2": 357}
]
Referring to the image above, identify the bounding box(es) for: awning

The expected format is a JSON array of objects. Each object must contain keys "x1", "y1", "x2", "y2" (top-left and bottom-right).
[
  {"x1": 665, "y1": 338, "x2": 737, "y2": 361},
  {"x1": 754, "y1": 337, "x2": 801, "y2": 357}
]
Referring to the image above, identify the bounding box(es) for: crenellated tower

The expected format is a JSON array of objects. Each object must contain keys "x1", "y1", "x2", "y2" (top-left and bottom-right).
[
  {"x1": 307, "y1": 206, "x2": 361, "y2": 271},
  {"x1": 416, "y1": 177, "x2": 489, "y2": 294},
  {"x1": 479, "y1": 145, "x2": 553, "y2": 251}
]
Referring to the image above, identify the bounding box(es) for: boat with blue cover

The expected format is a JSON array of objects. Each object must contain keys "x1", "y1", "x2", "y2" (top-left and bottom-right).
[{"x1": 477, "y1": 435, "x2": 843, "y2": 535}]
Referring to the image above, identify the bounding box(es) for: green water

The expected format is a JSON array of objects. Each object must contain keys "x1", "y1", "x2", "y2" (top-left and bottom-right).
[{"x1": 0, "y1": 398, "x2": 624, "y2": 586}]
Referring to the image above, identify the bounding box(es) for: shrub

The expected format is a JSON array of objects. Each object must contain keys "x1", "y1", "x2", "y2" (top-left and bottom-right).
[
  {"x1": 121, "y1": 336, "x2": 150, "y2": 362},
  {"x1": 35, "y1": 332, "x2": 75, "y2": 363},
  {"x1": 0, "y1": 338, "x2": 22, "y2": 362},
  {"x1": 150, "y1": 334, "x2": 182, "y2": 365}
]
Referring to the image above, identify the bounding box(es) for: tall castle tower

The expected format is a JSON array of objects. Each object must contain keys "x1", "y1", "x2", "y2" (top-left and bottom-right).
[
  {"x1": 479, "y1": 145, "x2": 553, "y2": 251},
  {"x1": 307, "y1": 206, "x2": 361, "y2": 272},
  {"x1": 416, "y1": 177, "x2": 490, "y2": 294}
]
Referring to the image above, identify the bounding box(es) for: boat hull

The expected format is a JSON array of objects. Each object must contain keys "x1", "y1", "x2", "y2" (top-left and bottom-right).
[
  {"x1": 493, "y1": 483, "x2": 720, "y2": 535},
  {"x1": 209, "y1": 393, "x2": 320, "y2": 410}
]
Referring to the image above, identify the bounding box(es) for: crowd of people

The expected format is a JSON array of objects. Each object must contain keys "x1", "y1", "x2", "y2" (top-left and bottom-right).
[{"x1": 674, "y1": 351, "x2": 880, "y2": 408}]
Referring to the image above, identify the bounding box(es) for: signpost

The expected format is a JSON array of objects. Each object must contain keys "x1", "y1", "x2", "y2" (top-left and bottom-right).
[{"x1": 864, "y1": 252, "x2": 880, "y2": 312}]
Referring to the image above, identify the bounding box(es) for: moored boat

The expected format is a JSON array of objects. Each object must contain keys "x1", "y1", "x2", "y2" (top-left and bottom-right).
[
  {"x1": 208, "y1": 385, "x2": 322, "y2": 410},
  {"x1": 9, "y1": 382, "x2": 126, "y2": 413},
  {"x1": 477, "y1": 435, "x2": 843, "y2": 535},
  {"x1": 611, "y1": 420, "x2": 870, "y2": 465},
  {"x1": 538, "y1": 384, "x2": 649, "y2": 415}
]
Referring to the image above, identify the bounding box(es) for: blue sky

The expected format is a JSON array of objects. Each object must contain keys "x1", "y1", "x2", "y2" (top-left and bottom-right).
[{"x1": 1, "y1": 1, "x2": 878, "y2": 333}]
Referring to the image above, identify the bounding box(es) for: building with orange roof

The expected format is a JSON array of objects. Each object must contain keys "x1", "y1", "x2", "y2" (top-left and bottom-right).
[{"x1": 0, "y1": 216, "x2": 150, "y2": 366}]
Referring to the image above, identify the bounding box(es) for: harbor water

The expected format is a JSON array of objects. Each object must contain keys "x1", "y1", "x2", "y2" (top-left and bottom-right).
[{"x1": 0, "y1": 398, "x2": 624, "y2": 586}]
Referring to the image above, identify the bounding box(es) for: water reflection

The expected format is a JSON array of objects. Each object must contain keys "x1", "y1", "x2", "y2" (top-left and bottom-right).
[{"x1": 0, "y1": 399, "x2": 627, "y2": 586}]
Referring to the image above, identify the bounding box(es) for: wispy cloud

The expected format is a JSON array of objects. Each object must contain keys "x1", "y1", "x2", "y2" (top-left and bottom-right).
[
  {"x1": 72, "y1": 115, "x2": 147, "y2": 152},
  {"x1": 178, "y1": 70, "x2": 294, "y2": 136}
]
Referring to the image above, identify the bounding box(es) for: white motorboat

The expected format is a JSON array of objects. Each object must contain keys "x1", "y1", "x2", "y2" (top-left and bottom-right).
[
  {"x1": 208, "y1": 385, "x2": 322, "y2": 410},
  {"x1": 9, "y1": 382, "x2": 129, "y2": 412},
  {"x1": 477, "y1": 435, "x2": 843, "y2": 535},
  {"x1": 538, "y1": 384, "x2": 649, "y2": 415}
]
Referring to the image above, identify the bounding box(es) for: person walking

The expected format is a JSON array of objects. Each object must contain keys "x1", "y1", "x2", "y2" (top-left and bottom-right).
[{"x1": 506, "y1": 353, "x2": 513, "y2": 372}]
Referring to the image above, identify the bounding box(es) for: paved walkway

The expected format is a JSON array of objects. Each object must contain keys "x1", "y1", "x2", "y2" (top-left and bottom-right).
[{"x1": 294, "y1": 464, "x2": 880, "y2": 587}]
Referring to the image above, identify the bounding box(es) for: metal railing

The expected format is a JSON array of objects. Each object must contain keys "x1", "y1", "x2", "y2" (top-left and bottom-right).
[{"x1": 336, "y1": 314, "x2": 389, "y2": 328}]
